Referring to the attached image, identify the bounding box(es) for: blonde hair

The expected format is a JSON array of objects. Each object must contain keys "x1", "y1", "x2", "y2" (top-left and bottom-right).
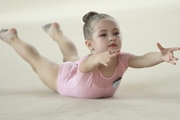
[{"x1": 82, "y1": 11, "x2": 115, "y2": 40}]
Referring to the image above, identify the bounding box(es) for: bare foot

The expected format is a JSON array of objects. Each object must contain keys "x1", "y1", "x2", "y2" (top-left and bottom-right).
[{"x1": 0, "y1": 28, "x2": 18, "y2": 44}]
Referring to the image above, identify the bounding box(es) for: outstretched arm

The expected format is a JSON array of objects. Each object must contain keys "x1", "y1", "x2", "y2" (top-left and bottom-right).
[
  {"x1": 128, "y1": 43, "x2": 180, "y2": 68},
  {"x1": 80, "y1": 49, "x2": 120, "y2": 73}
]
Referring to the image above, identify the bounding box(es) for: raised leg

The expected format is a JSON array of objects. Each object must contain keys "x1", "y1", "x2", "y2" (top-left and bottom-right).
[
  {"x1": 42, "y1": 22, "x2": 79, "y2": 62},
  {"x1": 0, "y1": 28, "x2": 59, "y2": 92}
]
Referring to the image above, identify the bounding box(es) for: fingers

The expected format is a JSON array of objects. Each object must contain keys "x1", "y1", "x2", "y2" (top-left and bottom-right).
[
  {"x1": 108, "y1": 49, "x2": 113, "y2": 54},
  {"x1": 109, "y1": 49, "x2": 120, "y2": 53},
  {"x1": 169, "y1": 60, "x2": 176, "y2": 65},
  {"x1": 108, "y1": 50, "x2": 114, "y2": 58},
  {"x1": 172, "y1": 56, "x2": 178, "y2": 61},
  {"x1": 112, "y1": 49, "x2": 120, "y2": 53},
  {"x1": 109, "y1": 49, "x2": 120, "y2": 54},
  {"x1": 156, "y1": 42, "x2": 164, "y2": 51},
  {"x1": 157, "y1": 42, "x2": 180, "y2": 52},
  {"x1": 103, "y1": 49, "x2": 120, "y2": 67},
  {"x1": 167, "y1": 56, "x2": 178, "y2": 65},
  {"x1": 170, "y1": 47, "x2": 180, "y2": 52},
  {"x1": 109, "y1": 49, "x2": 120, "y2": 57}
]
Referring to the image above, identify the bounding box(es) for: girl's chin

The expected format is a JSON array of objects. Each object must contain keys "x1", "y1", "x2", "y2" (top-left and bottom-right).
[
  {"x1": 93, "y1": 49, "x2": 121, "y2": 54},
  {"x1": 109, "y1": 48, "x2": 121, "y2": 51}
]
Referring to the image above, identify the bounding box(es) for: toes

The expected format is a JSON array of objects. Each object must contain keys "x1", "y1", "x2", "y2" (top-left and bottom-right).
[{"x1": 52, "y1": 22, "x2": 60, "y2": 28}]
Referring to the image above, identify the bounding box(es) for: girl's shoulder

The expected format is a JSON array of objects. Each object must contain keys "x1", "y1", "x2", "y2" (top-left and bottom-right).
[
  {"x1": 118, "y1": 52, "x2": 132, "y2": 67},
  {"x1": 119, "y1": 52, "x2": 132, "y2": 59},
  {"x1": 119, "y1": 52, "x2": 132, "y2": 56},
  {"x1": 75, "y1": 55, "x2": 90, "y2": 64}
]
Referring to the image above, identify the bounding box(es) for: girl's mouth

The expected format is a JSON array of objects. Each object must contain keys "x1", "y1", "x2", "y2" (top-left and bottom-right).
[{"x1": 108, "y1": 44, "x2": 117, "y2": 47}]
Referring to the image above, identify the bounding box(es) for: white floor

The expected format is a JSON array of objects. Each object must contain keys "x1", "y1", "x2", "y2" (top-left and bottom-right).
[{"x1": 0, "y1": 0, "x2": 180, "y2": 120}]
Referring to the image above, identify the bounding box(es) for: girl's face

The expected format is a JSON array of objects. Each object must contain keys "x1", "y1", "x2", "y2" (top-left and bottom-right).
[{"x1": 88, "y1": 18, "x2": 122, "y2": 54}]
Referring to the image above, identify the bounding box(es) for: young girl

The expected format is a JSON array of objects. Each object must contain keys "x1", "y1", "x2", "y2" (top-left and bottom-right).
[{"x1": 0, "y1": 11, "x2": 180, "y2": 99}]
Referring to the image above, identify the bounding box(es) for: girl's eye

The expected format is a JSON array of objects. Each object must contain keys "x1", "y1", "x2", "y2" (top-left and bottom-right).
[
  {"x1": 100, "y1": 34, "x2": 107, "y2": 37},
  {"x1": 114, "y1": 32, "x2": 119, "y2": 35}
]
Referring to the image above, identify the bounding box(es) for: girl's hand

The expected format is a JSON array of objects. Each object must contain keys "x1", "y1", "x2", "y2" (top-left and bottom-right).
[
  {"x1": 97, "y1": 49, "x2": 120, "y2": 67},
  {"x1": 157, "y1": 42, "x2": 180, "y2": 65}
]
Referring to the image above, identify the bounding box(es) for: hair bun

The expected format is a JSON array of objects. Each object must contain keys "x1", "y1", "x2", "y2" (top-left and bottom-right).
[{"x1": 82, "y1": 11, "x2": 98, "y2": 23}]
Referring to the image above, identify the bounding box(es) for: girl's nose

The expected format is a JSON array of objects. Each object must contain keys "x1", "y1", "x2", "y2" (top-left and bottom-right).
[{"x1": 109, "y1": 36, "x2": 115, "y2": 41}]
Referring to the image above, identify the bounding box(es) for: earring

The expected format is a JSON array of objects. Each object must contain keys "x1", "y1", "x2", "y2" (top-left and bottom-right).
[{"x1": 90, "y1": 48, "x2": 94, "y2": 54}]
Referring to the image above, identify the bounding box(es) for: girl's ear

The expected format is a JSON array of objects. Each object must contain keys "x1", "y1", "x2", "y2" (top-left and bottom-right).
[{"x1": 85, "y1": 40, "x2": 93, "y2": 50}]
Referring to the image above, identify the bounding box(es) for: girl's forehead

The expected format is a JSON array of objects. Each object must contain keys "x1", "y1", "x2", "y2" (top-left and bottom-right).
[{"x1": 93, "y1": 18, "x2": 120, "y2": 31}]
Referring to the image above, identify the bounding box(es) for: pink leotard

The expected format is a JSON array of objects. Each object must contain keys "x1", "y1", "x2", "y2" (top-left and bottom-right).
[{"x1": 57, "y1": 52, "x2": 131, "y2": 99}]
